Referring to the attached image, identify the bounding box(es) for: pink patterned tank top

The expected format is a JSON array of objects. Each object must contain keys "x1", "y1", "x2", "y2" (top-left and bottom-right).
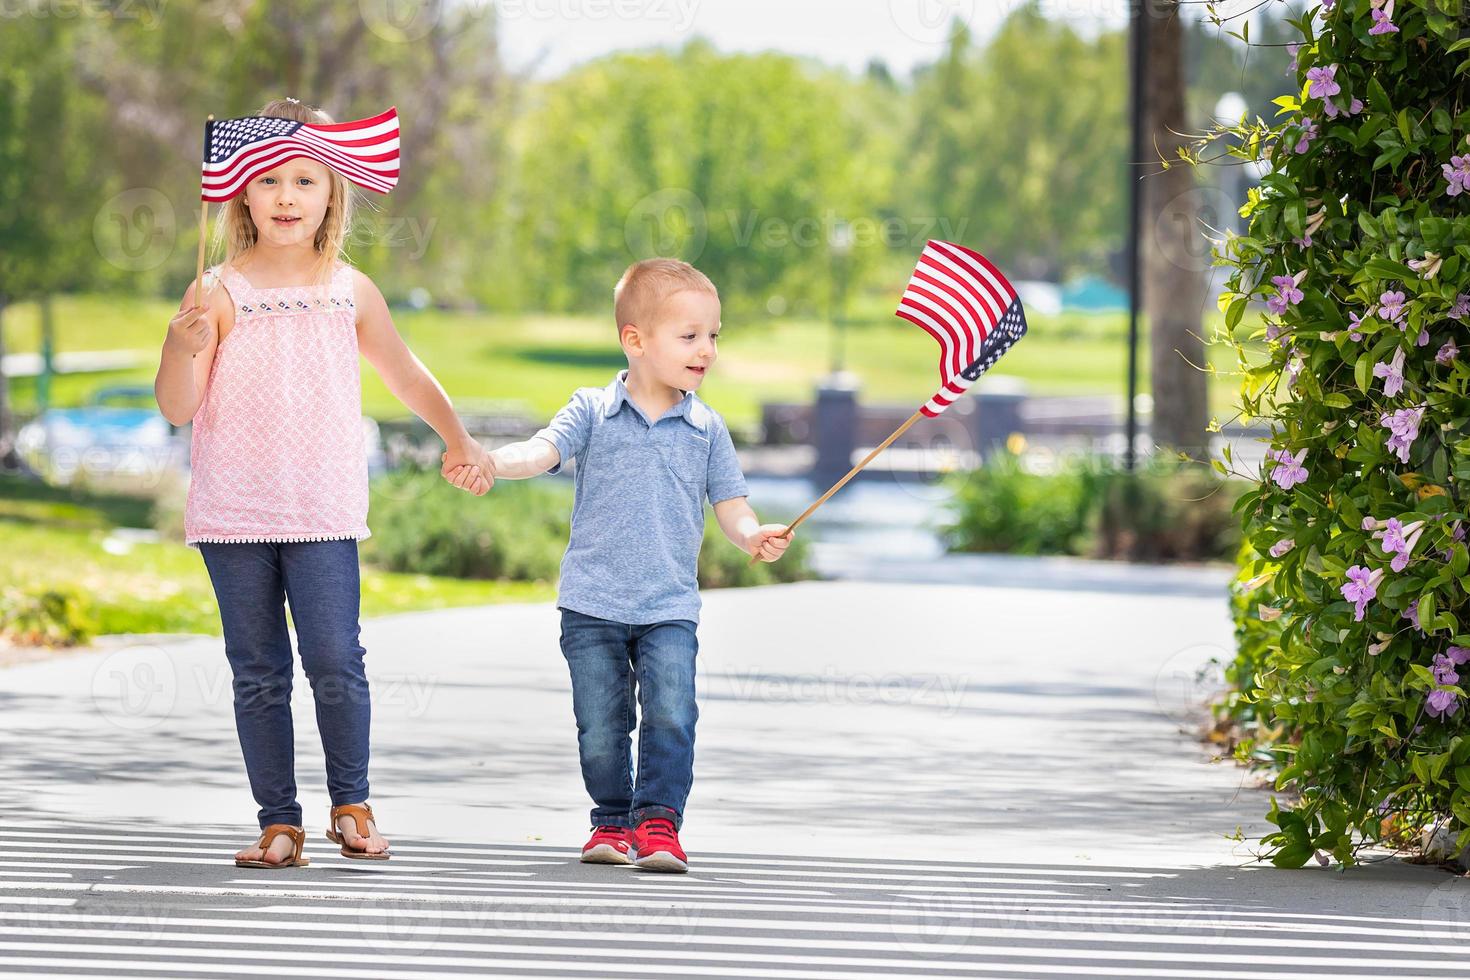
[{"x1": 184, "y1": 261, "x2": 371, "y2": 546}]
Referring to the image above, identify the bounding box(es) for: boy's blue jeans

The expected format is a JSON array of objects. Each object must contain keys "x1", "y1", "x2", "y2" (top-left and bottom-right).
[
  {"x1": 199, "y1": 539, "x2": 371, "y2": 829},
  {"x1": 557, "y1": 607, "x2": 698, "y2": 831}
]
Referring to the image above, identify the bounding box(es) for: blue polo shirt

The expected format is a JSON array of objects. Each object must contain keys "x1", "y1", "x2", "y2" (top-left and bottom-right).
[{"x1": 532, "y1": 369, "x2": 750, "y2": 625}]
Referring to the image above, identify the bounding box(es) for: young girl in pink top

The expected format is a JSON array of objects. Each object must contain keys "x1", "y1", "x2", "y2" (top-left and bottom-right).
[{"x1": 154, "y1": 98, "x2": 491, "y2": 868}]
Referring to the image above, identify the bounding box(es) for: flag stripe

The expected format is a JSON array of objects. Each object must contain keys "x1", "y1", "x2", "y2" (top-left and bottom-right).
[
  {"x1": 899, "y1": 290, "x2": 968, "y2": 377},
  {"x1": 203, "y1": 133, "x2": 401, "y2": 185},
  {"x1": 895, "y1": 240, "x2": 1027, "y2": 418}
]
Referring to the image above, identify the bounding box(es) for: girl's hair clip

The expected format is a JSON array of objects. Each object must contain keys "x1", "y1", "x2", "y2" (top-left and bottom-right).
[{"x1": 285, "y1": 97, "x2": 301, "y2": 104}]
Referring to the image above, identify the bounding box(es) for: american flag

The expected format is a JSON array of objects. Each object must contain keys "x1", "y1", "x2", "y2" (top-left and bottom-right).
[
  {"x1": 895, "y1": 240, "x2": 1028, "y2": 417},
  {"x1": 200, "y1": 106, "x2": 400, "y2": 202}
]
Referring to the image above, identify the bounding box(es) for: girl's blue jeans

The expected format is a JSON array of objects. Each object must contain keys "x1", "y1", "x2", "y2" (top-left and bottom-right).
[
  {"x1": 557, "y1": 607, "x2": 698, "y2": 831},
  {"x1": 199, "y1": 539, "x2": 371, "y2": 829}
]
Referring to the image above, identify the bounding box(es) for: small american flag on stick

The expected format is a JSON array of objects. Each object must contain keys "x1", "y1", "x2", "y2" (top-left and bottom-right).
[
  {"x1": 200, "y1": 106, "x2": 401, "y2": 202},
  {"x1": 749, "y1": 239, "x2": 1027, "y2": 565},
  {"x1": 895, "y1": 239, "x2": 1028, "y2": 417}
]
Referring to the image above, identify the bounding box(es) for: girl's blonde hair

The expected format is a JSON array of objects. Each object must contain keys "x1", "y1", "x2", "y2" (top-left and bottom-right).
[{"x1": 214, "y1": 98, "x2": 353, "y2": 285}]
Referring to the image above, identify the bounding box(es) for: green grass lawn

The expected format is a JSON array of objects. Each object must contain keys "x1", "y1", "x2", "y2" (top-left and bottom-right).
[
  {"x1": 3, "y1": 293, "x2": 1266, "y2": 430},
  {"x1": 0, "y1": 477, "x2": 555, "y2": 639}
]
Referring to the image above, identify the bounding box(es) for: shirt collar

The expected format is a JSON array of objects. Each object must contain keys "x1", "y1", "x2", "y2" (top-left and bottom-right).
[{"x1": 604, "y1": 369, "x2": 708, "y2": 432}]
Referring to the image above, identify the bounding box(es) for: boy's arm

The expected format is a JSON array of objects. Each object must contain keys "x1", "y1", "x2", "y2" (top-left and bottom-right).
[
  {"x1": 486, "y1": 437, "x2": 561, "y2": 479},
  {"x1": 712, "y1": 496, "x2": 795, "y2": 562},
  {"x1": 353, "y1": 270, "x2": 489, "y2": 494}
]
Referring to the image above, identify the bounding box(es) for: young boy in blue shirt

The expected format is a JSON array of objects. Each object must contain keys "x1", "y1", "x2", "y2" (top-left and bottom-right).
[{"x1": 446, "y1": 258, "x2": 794, "y2": 872}]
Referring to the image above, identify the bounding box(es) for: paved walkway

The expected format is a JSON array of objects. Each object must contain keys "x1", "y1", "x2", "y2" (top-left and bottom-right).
[{"x1": 0, "y1": 566, "x2": 1465, "y2": 977}]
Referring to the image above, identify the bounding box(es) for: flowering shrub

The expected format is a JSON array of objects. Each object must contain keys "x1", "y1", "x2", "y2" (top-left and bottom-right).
[{"x1": 1208, "y1": 0, "x2": 1470, "y2": 866}]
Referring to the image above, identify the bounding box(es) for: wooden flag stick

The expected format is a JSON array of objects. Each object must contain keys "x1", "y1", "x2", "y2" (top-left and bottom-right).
[
  {"x1": 748, "y1": 407, "x2": 926, "y2": 566},
  {"x1": 194, "y1": 114, "x2": 214, "y2": 308}
]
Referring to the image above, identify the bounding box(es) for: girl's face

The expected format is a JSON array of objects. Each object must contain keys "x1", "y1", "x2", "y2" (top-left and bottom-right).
[{"x1": 242, "y1": 158, "x2": 334, "y2": 249}]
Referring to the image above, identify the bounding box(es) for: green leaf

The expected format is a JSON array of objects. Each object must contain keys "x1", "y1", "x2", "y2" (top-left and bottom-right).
[
  {"x1": 1355, "y1": 352, "x2": 1373, "y2": 394},
  {"x1": 1368, "y1": 77, "x2": 1392, "y2": 115}
]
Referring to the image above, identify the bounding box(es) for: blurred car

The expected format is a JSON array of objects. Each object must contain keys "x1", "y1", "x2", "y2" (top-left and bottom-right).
[
  {"x1": 17, "y1": 385, "x2": 387, "y2": 492},
  {"x1": 17, "y1": 385, "x2": 185, "y2": 492}
]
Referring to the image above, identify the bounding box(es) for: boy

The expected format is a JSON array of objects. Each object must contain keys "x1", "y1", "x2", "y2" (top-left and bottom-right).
[{"x1": 446, "y1": 258, "x2": 794, "y2": 872}]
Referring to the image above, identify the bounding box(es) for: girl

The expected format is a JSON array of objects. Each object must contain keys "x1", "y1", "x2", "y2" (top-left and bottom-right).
[{"x1": 154, "y1": 98, "x2": 491, "y2": 868}]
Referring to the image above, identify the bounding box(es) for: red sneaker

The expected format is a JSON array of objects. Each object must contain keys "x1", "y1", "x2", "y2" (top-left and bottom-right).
[
  {"x1": 631, "y1": 817, "x2": 688, "y2": 873},
  {"x1": 580, "y1": 825, "x2": 632, "y2": 865}
]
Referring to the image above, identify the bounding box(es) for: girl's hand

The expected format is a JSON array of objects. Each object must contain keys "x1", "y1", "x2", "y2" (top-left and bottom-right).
[
  {"x1": 441, "y1": 441, "x2": 494, "y2": 496},
  {"x1": 745, "y1": 524, "x2": 794, "y2": 562},
  {"x1": 164, "y1": 305, "x2": 215, "y2": 357}
]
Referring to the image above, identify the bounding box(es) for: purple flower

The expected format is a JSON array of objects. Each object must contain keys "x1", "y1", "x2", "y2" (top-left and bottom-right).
[
  {"x1": 1417, "y1": 328, "x2": 1430, "y2": 347},
  {"x1": 1372, "y1": 346, "x2": 1405, "y2": 397},
  {"x1": 1347, "y1": 310, "x2": 1366, "y2": 341},
  {"x1": 1426, "y1": 688, "x2": 1461, "y2": 719},
  {"x1": 1437, "y1": 341, "x2": 1458, "y2": 365},
  {"x1": 1341, "y1": 565, "x2": 1383, "y2": 621},
  {"x1": 1286, "y1": 44, "x2": 1301, "y2": 74},
  {"x1": 1380, "y1": 405, "x2": 1424, "y2": 464},
  {"x1": 1378, "y1": 290, "x2": 1407, "y2": 324},
  {"x1": 1376, "y1": 518, "x2": 1409, "y2": 554},
  {"x1": 1449, "y1": 294, "x2": 1470, "y2": 320},
  {"x1": 1307, "y1": 65, "x2": 1340, "y2": 99},
  {"x1": 1269, "y1": 537, "x2": 1296, "y2": 558},
  {"x1": 1369, "y1": 8, "x2": 1398, "y2": 34},
  {"x1": 1404, "y1": 599, "x2": 1422, "y2": 631},
  {"x1": 1448, "y1": 645, "x2": 1470, "y2": 664},
  {"x1": 1268, "y1": 447, "x2": 1309, "y2": 489},
  {"x1": 1445, "y1": 155, "x2": 1470, "y2": 197},
  {"x1": 1268, "y1": 272, "x2": 1306, "y2": 315},
  {"x1": 1432, "y1": 653, "x2": 1460, "y2": 685},
  {"x1": 1321, "y1": 0, "x2": 1335, "y2": 8},
  {"x1": 1293, "y1": 118, "x2": 1318, "y2": 154},
  {"x1": 1324, "y1": 96, "x2": 1363, "y2": 120}
]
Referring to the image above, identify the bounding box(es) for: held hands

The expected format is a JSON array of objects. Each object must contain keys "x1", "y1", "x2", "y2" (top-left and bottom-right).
[
  {"x1": 441, "y1": 441, "x2": 495, "y2": 497},
  {"x1": 746, "y1": 523, "x2": 794, "y2": 563},
  {"x1": 164, "y1": 305, "x2": 216, "y2": 357}
]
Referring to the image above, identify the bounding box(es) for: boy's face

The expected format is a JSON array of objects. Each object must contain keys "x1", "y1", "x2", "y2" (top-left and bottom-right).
[
  {"x1": 242, "y1": 158, "x2": 333, "y2": 249},
  {"x1": 623, "y1": 288, "x2": 721, "y2": 392}
]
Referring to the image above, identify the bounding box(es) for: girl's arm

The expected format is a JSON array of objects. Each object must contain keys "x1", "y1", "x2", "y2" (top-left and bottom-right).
[
  {"x1": 154, "y1": 278, "x2": 230, "y2": 426},
  {"x1": 353, "y1": 270, "x2": 489, "y2": 494}
]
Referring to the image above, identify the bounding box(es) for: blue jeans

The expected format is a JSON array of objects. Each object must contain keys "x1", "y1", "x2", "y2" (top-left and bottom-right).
[
  {"x1": 199, "y1": 539, "x2": 371, "y2": 829},
  {"x1": 557, "y1": 607, "x2": 698, "y2": 831}
]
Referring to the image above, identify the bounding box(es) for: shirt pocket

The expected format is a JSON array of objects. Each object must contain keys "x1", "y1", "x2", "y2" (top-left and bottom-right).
[{"x1": 657, "y1": 435, "x2": 709, "y2": 486}]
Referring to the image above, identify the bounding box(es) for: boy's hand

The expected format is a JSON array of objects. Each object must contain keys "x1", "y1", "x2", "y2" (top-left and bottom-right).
[
  {"x1": 746, "y1": 524, "x2": 794, "y2": 563},
  {"x1": 441, "y1": 440, "x2": 494, "y2": 496}
]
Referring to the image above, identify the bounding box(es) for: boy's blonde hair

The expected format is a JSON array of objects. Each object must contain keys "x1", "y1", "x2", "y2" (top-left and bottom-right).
[
  {"x1": 614, "y1": 258, "x2": 718, "y2": 335},
  {"x1": 214, "y1": 98, "x2": 353, "y2": 286}
]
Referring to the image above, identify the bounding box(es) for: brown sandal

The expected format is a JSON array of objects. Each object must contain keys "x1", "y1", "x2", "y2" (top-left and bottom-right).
[
  {"x1": 234, "y1": 824, "x2": 310, "y2": 868},
  {"x1": 325, "y1": 802, "x2": 391, "y2": 860}
]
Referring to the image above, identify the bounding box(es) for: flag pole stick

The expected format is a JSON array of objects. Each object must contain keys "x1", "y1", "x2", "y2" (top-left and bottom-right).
[
  {"x1": 194, "y1": 114, "x2": 214, "y2": 308},
  {"x1": 748, "y1": 407, "x2": 926, "y2": 566}
]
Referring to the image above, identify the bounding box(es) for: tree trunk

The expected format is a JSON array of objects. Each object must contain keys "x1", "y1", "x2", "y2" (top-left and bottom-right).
[{"x1": 1142, "y1": 0, "x2": 1209, "y2": 457}]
